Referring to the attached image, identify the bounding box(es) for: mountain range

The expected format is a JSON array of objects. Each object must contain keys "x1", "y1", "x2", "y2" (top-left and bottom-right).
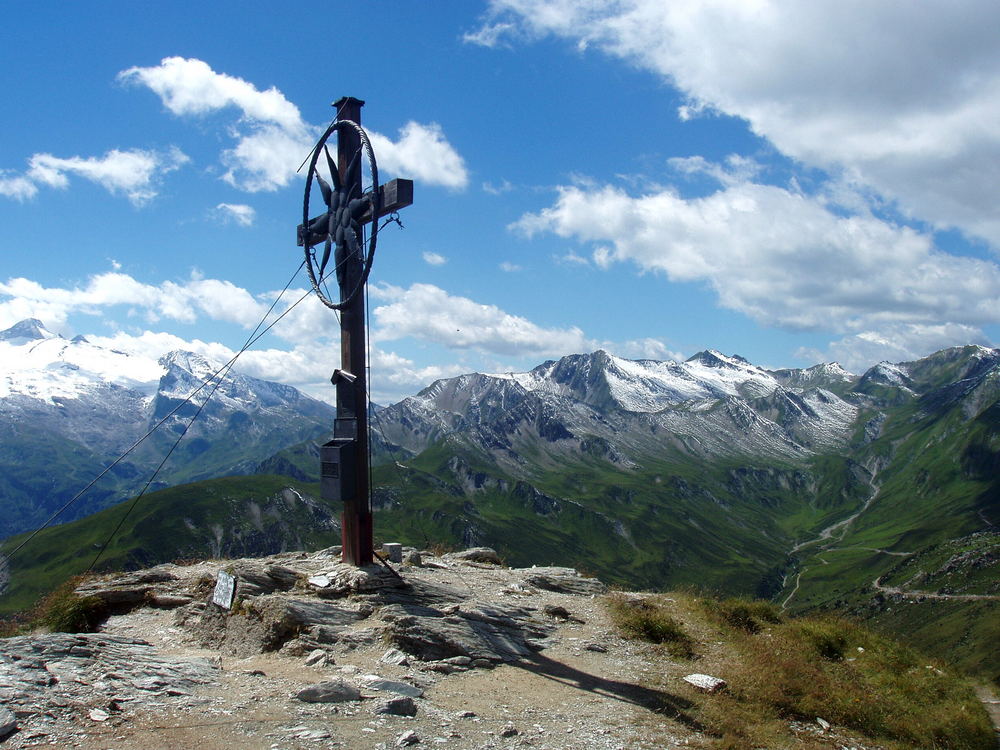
[
  {"x1": 0, "y1": 318, "x2": 334, "y2": 538},
  {"x1": 360, "y1": 343, "x2": 998, "y2": 678},
  {"x1": 1, "y1": 317, "x2": 997, "y2": 678}
]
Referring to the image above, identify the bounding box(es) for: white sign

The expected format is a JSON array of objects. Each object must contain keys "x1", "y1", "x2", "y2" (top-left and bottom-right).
[{"x1": 212, "y1": 570, "x2": 236, "y2": 609}]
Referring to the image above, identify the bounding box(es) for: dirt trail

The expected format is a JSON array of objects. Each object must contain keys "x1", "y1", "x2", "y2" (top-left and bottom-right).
[{"x1": 871, "y1": 575, "x2": 1000, "y2": 602}]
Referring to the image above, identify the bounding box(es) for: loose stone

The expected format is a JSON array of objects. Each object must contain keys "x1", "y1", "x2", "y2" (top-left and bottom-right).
[
  {"x1": 396, "y1": 729, "x2": 420, "y2": 745},
  {"x1": 295, "y1": 679, "x2": 361, "y2": 703},
  {"x1": 374, "y1": 696, "x2": 418, "y2": 717},
  {"x1": 683, "y1": 673, "x2": 727, "y2": 693}
]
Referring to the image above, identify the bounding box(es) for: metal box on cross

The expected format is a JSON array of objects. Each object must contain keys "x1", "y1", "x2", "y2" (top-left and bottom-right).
[{"x1": 320, "y1": 438, "x2": 356, "y2": 502}]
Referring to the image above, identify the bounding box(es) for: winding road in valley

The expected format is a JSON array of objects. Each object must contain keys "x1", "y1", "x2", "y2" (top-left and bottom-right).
[{"x1": 781, "y1": 469, "x2": 884, "y2": 609}]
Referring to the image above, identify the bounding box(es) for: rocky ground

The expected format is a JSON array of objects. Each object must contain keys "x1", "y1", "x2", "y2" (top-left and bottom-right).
[
  {"x1": 1, "y1": 546, "x2": 963, "y2": 750},
  {"x1": 0, "y1": 547, "x2": 715, "y2": 749}
]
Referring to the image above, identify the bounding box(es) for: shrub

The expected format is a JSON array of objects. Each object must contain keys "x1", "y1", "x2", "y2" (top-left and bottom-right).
[
  {"x1": 605, "y1": 593, "x2": 695, "y2": 658},
  {"x1": 703, "y1": 596, "x2": 783, "y2": 634},
  {"x1": 34, "y1": 578, "x2": 106, "y2": 633}
]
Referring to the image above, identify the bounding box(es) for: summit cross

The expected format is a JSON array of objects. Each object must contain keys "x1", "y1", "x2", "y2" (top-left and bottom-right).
[{"x1": 297, "y1": 96, "x2": 413, "y2": 567}]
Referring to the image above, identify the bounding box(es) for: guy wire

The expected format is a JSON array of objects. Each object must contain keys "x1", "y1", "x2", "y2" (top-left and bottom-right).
[{"x1": 3, "y1": 261, "x2": 307, "y2": 563}]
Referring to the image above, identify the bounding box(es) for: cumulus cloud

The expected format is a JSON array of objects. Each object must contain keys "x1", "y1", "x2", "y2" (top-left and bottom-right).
[
  {"x1": 369, "y1": 121, "x2": 469, "y2": 190},
  {"x1": 422, "y1": 251, "x2": 447, "y2": 266},
  {"x1": 0, "y1": 272, "x2": 269, "y2": 332},
  {"x1": 370, "y1": 282, "x2": 588, "y2": 356},
  {"x1": 119, "y1": 56, "x2": 302, "y2": 130},
  {"x1": 0, "y1": 173, "x2": 39, "y2": 200},
  {"x1": 799, "y1": 323, "x2": 993, "y2": 374},
  {"x1": 0, "y1": 148, "x2": 188, "y2": 205},
  {"x1": 512, "y1": 161, "x2": 1000, "y2": 362},
  {"x1": 120, "y1": 57, "x2": 469, "y2": 193},
  {"x1": 476, "y1": 0, "x2": 1000, "y2": 247},
  {"x1": 120, "y1": 56, "x2": 313, "y2": 192},
  {"x1": 499, "y1": 261, "x2": 522, "y2": 272},
  {"x1": 215, "y1": 203, "x2": 256, "y2": 226}
]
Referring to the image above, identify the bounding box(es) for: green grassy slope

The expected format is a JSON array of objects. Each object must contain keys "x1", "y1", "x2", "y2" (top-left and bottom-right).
[
  {"x1": 0, "y1": 475, "x2": 338, "y2": 614},
  {"x1": 779, "y1": 367, "x2": 1000, "y2": 681}
]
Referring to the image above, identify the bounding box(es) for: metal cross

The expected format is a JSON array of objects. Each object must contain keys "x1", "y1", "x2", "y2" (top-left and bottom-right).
[{"x1": 297, "y1": 96, "x2": 413, "y2": 567}]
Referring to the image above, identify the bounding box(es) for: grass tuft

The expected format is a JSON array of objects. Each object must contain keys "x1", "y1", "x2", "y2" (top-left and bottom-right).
[
  {"x1": 702, "y1": 596, "x2": 783, "y2": 634},
  {"x1": 0, "y1": 576, "x2": 106, "y2": 636},
  {"x1": 34, "y1": 577, "x2": 106, "y2": 633},
  {"x1": 604, "y1": 593, "x2": 696, "y2": 658}
]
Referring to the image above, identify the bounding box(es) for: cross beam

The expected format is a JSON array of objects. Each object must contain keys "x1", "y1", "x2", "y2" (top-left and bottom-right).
[
  {"x1": 301, "y1": 96, "x2": 413, "y2": 567},
  {"x1": 296, "y1": 178, "x2": 413, "y2": 248}
]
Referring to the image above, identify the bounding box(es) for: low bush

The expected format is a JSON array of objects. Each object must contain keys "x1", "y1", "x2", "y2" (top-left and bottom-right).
[
  {"x1": 702, "y1": 596, "x2": 783, "y2": 634},
  {"x1": 604, "y1": 593, "x2": 695, "y2": 658}
]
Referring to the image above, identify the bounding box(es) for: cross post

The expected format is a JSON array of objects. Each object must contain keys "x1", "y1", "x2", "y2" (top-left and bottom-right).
[{"x1": 298, "y1": 96, "x2": 413, "y2": 567}]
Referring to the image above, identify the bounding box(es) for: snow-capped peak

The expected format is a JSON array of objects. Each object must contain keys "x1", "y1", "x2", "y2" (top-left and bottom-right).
[
  {"x1": 0, "y1": 318, "x2": 58, "y2": 344},
  {"x1": 0, "y1": 319, "x2": 165, "y2": 401},
  {"x1": 684, "y1": 349, "x2": 752, "y2": 369},
  {"x1": 159, "y1": 350, "x2": 219, "y2": 382},
  {"x1": 864, "y1": 361, "x2": 912, "y2": 386},
  {"x1": 496, "y1": 349, "x2": 780, "y2": 413}
]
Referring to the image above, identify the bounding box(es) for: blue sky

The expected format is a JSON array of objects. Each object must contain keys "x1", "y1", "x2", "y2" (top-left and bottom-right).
[{"x1": 2, "y1": 1, "x2": 999, "y2": 404}]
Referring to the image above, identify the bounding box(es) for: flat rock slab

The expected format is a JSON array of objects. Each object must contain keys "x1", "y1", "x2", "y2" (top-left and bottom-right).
[
  {"x1": 362, "y1": 678, "x2": 424, "y2": 698},
  {"x1": 0, "y1": 632, "x2": 217, "y2": 743},
  {"x1": 384, "y1": 601, "x2": 553, "y2": 663},
  {"x1": 444, "y1": 547, "x2": 502, "y2": 565},
  {"x1": 522, "y1": 568, "x2": 607, "y2": 596},
  {"x1": 295, "y1": 679, "x2": 361, "y2": 703},
  {"x1": 683, "y1": 673, "x2": 727, "y2": 693}
]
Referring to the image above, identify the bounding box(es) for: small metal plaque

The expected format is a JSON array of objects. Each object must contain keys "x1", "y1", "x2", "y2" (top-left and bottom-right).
[{"x1": 212, "y1": 570, "x2": 236, "y2": 609}]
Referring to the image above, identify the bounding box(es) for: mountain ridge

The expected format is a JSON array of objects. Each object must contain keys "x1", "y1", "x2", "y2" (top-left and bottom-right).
[{"x1": 0, "y1": 319, "x2": 335, "y2": 538}]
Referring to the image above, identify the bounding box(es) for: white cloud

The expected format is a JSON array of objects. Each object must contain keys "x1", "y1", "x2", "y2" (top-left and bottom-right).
[
  {"x1": 557, "y1": 251, "x2": 591, "y2": 267},
  {"x1": 0, "y1": 148, "x2": 188, "y2": 205},
  {"x1": 370, "y1": 282, "x2": 587, "y2": 356},
  {"x1": 478, "y1": 0, "x2": 1000, "y2": 247},
  {"x1": 0, "y1": 172, "x2": 38, "y2": 200},
  {"x1": 120, "y1": 57, "x2": 470, "y2": 194},
  {"x1": 462, "y1": 21, "x2": 518, "y2": 48},
  {"x1": 0, "y1": 272, "x2": 269, "y2": 331},
  {"x1": 605, "y1": 337, "x2": 684, "y2": 362},
  {"x1": 499, "y1": 261, "x2": 522, "y2": 272},
  {"x1": 120, "y1": 56, "x2": 314, "y2": 192},
  {"x1": 422, "y1": 251, "x2": 447, "y2": 266},
  {"x1": 215, "y1": 203, "x2": 256, "y2": 227},
  {"x1": 119, "y1": 56, "x2": 302, "y2": 130},
  {"x1": 799, "y1": 323, "x2": 992, "y2": 373},
  {"x1": 513, "y1": 163, "x2": 1000, "y2": 342},
  {"x1": 483, "y1": 178, "x2": 514, "y2": 195},
  {"x1": 369, "y1": 122, "x2": 469, "y2": 190}
]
